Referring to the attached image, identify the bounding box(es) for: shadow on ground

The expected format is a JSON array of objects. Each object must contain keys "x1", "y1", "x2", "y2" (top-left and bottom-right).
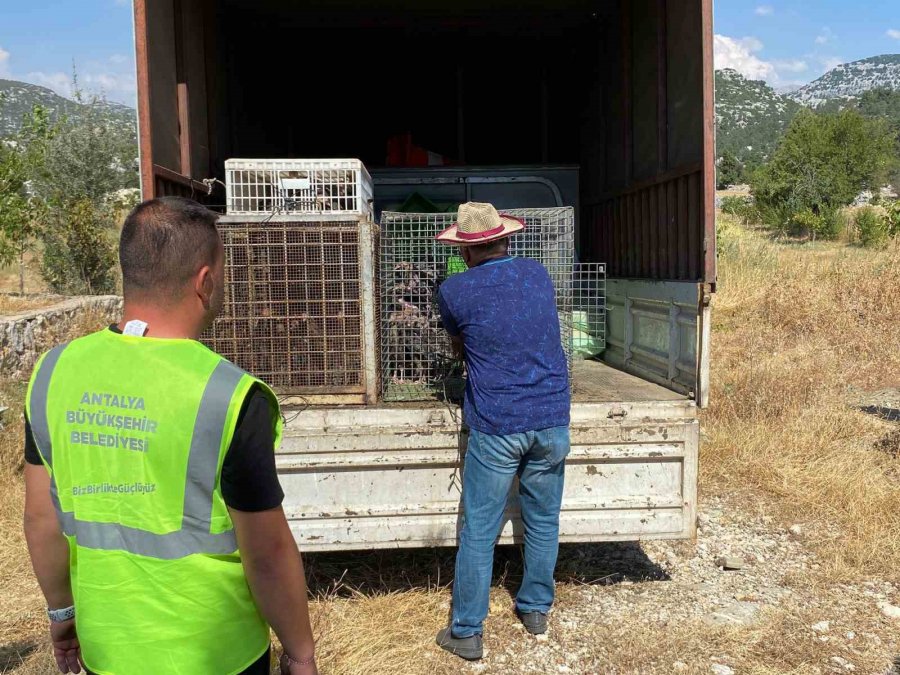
[
  {"x1": 860, "y1": 405, "x2": 900, "y2": 423},
  {"x1": 304, "y1": 542, "x2": 668, "y2": 598},
  {"x1": 0, "y1": 642, "x2": 39, "y2": 672}
]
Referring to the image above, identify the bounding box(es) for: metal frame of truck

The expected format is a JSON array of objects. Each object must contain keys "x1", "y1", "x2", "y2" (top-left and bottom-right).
[{"x1": 131, "y1": 0, "x2": 716, "y2": 551}]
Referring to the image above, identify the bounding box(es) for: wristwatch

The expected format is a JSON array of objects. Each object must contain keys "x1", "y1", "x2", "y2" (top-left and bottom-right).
[{"x1": 48, "y1": 605, "x2": 75, "y2": 623}]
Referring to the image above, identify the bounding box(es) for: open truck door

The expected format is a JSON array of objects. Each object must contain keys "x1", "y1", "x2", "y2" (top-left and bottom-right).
[
  {"x1": 583, "y1": 0, "x2": 716, "y2": 408},
  {"x1": 134, "y1": 0, "x2": 218, "y2": 201}
]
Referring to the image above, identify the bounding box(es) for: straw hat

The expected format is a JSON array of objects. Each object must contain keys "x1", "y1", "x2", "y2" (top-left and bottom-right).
[{"x1": 436, "y1": 202, "x2": 525, "y2": 245}]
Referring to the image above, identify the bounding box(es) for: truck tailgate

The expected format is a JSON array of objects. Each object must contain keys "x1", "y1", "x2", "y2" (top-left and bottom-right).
[{"x1": 277, "y1": 400, "x2": 698, "y2": 551}]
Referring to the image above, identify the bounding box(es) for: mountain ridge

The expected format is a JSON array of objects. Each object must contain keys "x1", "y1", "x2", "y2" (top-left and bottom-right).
[
  {"x1": 0, "y1": 78, "x2": 135, "y2": 139},
  {"x1": 789, "y1": 54, "x2": 900, "y2": 107}
]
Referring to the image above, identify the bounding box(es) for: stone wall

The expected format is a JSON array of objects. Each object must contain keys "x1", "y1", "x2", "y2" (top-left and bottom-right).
[{"x1": 0, "y1": 296, "x2": 122, "y2": 379}]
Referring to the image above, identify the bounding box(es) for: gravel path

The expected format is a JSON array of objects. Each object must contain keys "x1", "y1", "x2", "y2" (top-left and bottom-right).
[{"x1": 436, "y1": 496, "x2": 900, "y2": 674}]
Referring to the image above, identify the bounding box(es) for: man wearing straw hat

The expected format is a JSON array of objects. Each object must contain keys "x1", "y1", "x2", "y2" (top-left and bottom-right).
[{"x1": 433, "y1": 202, "x2": 571, "y2": 661}]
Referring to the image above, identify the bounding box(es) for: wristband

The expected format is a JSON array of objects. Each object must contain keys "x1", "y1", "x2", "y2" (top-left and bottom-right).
[
  {"x1": 283, "y1": 651, "x2": 315, "y2": 667},
  {"x1": 48, "y1": 605, "x2": 75, "y2": 623}
]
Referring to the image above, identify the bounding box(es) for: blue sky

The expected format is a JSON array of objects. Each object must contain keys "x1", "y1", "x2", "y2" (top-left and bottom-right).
[
  {"x1": 715, "y1": 1, "x2": 900, "y2": 89},
  {"x1": 0, "y1": 1, "x2": 899, "y2": 105}
]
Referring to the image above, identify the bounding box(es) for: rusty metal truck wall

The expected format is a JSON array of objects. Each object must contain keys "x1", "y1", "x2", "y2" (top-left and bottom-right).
[{"x1": 134, "y1": 0, "x2": 716, "y2": 283}]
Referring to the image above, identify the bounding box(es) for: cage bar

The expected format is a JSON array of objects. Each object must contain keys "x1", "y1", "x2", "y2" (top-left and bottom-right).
[
  {"x1": 379, "y1": 207, "x2": 578, "y2": 402},
  {"x1": 202, "y1": 215, "x2": 377, "y2": 402},
  {"x1": 225, "y1": 159, "x2": 374, "y2": 219},
  {"x1": 572, "y1": 262, "x2": 607, "y2": 359}
]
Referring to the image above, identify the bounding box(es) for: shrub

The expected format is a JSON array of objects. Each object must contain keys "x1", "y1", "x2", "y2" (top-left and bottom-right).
[
  {"x1": 720, "y1": 195, "x2": 747, "y2": 216},
  {"x1": 885, "y1": 200, "x2": 900, "y2": 238},
  {"x1": 716, "y1": 150, "x2": 745, "y2": 190},
  {"x1": 40, "y1": 198, "x2": 118, "y2": 295},
  {"x1": 720, "y1": 195, "x2": 759, "y2": 225},
  {"x1": 751, "y1": 109, "x2": 897, "y2": 226},
  {"x1": 855, "y1": 206, "x2": 888, "y2": 247}
]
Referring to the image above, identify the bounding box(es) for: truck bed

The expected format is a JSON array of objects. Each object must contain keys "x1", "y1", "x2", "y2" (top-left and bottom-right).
[
  {"x1": 277, "y1": 363, "x2": 698, "y2": 552},
  {"x1": 572, "y1": 359, "x2": 687, "y2": 402},
  {"x1": 358, "y1": 361, "x2": 687, "y2": 412}
]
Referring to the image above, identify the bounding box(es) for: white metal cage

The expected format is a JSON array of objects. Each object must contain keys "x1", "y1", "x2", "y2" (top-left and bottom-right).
[
  {"x1": 202, "y1": 215, "x2": 378, "y2": 402},
  {"x1": 225, "y1": 158, "x2": 374, "y2": 219},
  {"x1": 573, "y1": 263, "x2": 607, "y2": 358},
  {"x1": 379, "y1": 207, "x2": 579, "y2": 402}
]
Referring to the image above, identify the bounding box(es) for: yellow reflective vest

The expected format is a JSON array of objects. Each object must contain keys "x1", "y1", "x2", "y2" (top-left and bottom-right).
[{"x1": 26, "y1": 328, "x2": 283, "y2": 674}]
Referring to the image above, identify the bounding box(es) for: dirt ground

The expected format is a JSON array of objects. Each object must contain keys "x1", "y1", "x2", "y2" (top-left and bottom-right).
[{"x1": 1, "y1": 218, "x2": 899, "y2": 674}]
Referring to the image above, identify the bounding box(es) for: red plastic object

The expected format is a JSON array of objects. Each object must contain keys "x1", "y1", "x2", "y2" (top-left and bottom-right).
[{"x1": 386, "y1": 133, "x2": 459, "y2": 167}]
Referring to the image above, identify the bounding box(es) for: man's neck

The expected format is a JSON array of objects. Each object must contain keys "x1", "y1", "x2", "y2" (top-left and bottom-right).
[
  {"x1": 119, "y1": 300, "x2": 204, "y2": 340},
  {"x1": 472, "y1": 253, "x2": 510, "y2": 267}
]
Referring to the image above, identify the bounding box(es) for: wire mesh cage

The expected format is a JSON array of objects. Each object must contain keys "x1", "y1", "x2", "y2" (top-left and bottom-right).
[
  {"x1": 573, "y1": 263, "x2": 607, "y2": 359},
  {"x1": 225, "y1": 159, "x2": 374, "y2": 218},
  {"x1": 202, "y1": 216, "x2": 376, "y2": 398},
  {"x1": 379, "y1": 207, "x2": 577, "y2": 402}
]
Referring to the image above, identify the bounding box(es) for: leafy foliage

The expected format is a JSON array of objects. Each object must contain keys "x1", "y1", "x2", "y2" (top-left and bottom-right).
[
  {"x1": 750, "y1": 109, "x2": 898, "y2": 234},
  {"x1": 855, "y1": 206, "x2": 889, "y2": 247},
  {"x1": 40, "y1": 198, "x2": 117, "y2": 295},
  {"x1": 856, "y1": 88, "x2": 900, "y2": 132},
  {"x1": 0, "y1": 79, "x2": 134, "y2": 296},
  {"x1": 855, "y1": 88, "x2": 900, "y2": 192},
  {"x1": 716, "y1": 150, "x2": 745, "y2": 190},
  {"x1": 715, "y1": 69, "x2": 802, "y2": 167},
  {"x1": 0, "y1": 106, "x2": 55, "y2": 294},
  {"x1": 789, "y1": 207, "x2": 843, "y2": 241},
  {"x1": 31, "y1": 92, "x2": 137, "y2": 203}
]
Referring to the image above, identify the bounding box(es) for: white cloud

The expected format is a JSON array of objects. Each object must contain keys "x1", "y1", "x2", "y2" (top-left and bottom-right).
[
  {"x1": 714, "y1": 34, "x2": 819, "y2": 86},
  {"x1": 755, "y1": 5, "x2": 774, "y2": 16},
  {"x1": 0, "y1": 45, "x2": 11, "y2": 78},
  {"x1": 25, "y1": 71, "x2": 75, "y2": 97},
  {"x1": 819, "y1": 56, "x2": 845, "y2": 72},
  {"x1": 887, "y1": 29, "x2": 900, "y2": 40},
  {"x1": 773, "y1": 59, "x2": 808, "y2": 74},
  {"x1": 815, "y1": 27, "x2": 834, "y2": 45},
  {"x1": 714, "y1": 34, "x2": 775, "y2": 81},
  {"x1": 23, "y1": 67, "x2": 136, "y2": 105},
  {"x1": 109, "y1": 53, "x2": 129, "y2": 65}
]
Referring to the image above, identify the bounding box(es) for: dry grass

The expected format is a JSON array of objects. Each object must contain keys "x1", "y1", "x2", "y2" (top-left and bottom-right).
[
  {"x1": 0, "y1": 255, "x2": 48, "y2": 299},
  {"x1": 703, "y1": 215, "x2": 900, "y2": 581},
  {"x1": 2, "y1": 219, "x2": 900, "y2": 673},
  {"x1": 0, "y1": 296, "x2": 63, "y2": 316}
]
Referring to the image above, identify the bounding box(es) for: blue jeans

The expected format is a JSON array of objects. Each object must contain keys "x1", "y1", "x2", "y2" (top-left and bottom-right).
[{"x1": 451, "y1": 426, "x2": 570, "y2": 638}]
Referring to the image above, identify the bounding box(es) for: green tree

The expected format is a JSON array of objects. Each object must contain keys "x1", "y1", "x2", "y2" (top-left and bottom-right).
[
  {"x1": 0, "y1": 106, "x2": 56, "y2": 295},
  {"x1": 40, "y1": 198, "x2": 117, "y2": 295},
  {"x1": 716, "y1": 150, "x2": 745, "y2": 190},
  {"x1": 855, "y1": 88, "x2": 900, "y2": 194},
  {"x1": 26, "y1": 86, "x2": 133, "y2": 295},
  {"x1": 750, "y1": 109, "x2": 897, "y2": 234},
  {"x1": 856, "y1": 88, "x2": 900, "y2": 132},
  {"x1": 33, "y1": 93, "x2": 137, "y2": 203}
]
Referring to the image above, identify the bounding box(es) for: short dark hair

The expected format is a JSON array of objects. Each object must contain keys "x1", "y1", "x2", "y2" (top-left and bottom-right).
[{"x1": 119, "y1": 197, "x2": 221, "y2": 297}]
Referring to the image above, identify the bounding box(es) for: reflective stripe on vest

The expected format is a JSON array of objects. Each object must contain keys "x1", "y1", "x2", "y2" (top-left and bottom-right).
[{"x1": 29, "y1": 344, "x2": 245, "y2": 560}]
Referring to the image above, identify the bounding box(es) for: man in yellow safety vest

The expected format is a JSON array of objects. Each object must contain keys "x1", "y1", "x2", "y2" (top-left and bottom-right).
[{"x1": 23, "y1": 197, "x2": 317, "y2": 674}]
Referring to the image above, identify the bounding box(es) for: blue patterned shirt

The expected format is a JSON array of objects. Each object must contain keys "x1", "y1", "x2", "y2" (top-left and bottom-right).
[{"x1": 437, "y1": 256, "x2": 570, "y2": 435}]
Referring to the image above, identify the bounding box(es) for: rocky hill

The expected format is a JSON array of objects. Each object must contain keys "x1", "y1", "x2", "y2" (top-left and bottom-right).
[
  {"x1": 0, "y1": 79, "x2": 135, "y2": 139},
  {"x1": 715, "y1": 68, "x2": 802, "y2": 164},
  {"x1": 789, "y1": 54, "x2": 900, "y2": 107}
]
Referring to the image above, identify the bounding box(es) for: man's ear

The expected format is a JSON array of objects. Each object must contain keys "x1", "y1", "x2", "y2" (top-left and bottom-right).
[{"x1": 196, "y1": 265, "x2": 214, "y2": 310}]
